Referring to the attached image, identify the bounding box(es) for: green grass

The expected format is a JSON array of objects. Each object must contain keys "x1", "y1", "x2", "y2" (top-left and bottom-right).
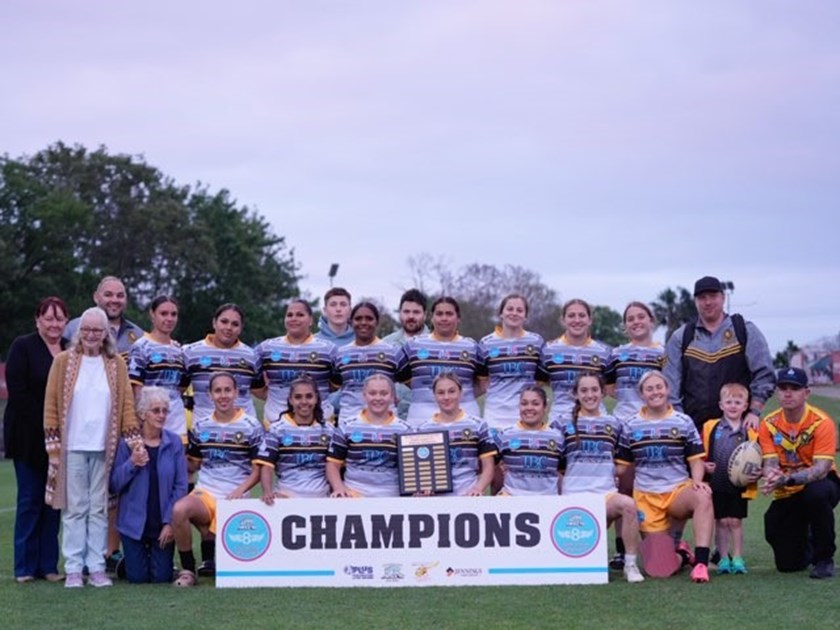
[{"x1": 3, "y1": 396, "x2": 840, "y2": 628}]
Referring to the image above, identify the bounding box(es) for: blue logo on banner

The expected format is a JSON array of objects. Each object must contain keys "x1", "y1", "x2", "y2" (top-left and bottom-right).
[
  {"x1": 222, "y1": 511, "x2": 271, "y2": 561},
  {"x1": 417, "y1": 446, "x2": 430, "y2": 459},
  {"x1": 550, "y1": 507, "x2": 600, "y2": 558}
]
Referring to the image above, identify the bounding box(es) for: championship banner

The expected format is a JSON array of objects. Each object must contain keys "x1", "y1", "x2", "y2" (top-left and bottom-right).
[{"x1": 216, "y1": 494, "x2": 608, "y2": 587}]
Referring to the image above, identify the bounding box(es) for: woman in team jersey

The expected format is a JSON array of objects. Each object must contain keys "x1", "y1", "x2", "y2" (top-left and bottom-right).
[
  {"x1": 171, "y1": 372, "x2": 264, "y2": 586},
  {"x1": 478, "y1": 294, "x2": 545, "y2": 432},
  {"x1": 258, "y1": 376, "x2": 333, "y2": 500},
  {"x1": 398, "y1": 297, "x2": 485, "y2": 428},
  {"x1": 415, "y1": 372, "x2": 497, "y2": 496},
  {"x1": 256, "y1": 299, "x2": 336, "y2": 424},
  {"x1": 332, "y1": 302, "x2": 403, "y2": 426},
  {"x1": 618, "y1": 371, "x2": 714, "y2": 583},
  {"x1": 602, "y1": 301, "x2": 663, "y2": 570},
  {"x1": 538, "y1": 299, "x2": 611, "y2": 424},
  {"x1": 326, "y1": 374, "x2": 411, "y2": 498},
  {"x1": 182, "y1": 304, "x2": 261, "y2": 423},
  {"x1": 605, "y1": 301, "x2": 664, "y2": 421},
  {"x1": 495, "y1": 385, "x2": 565, "y2": 496},
  {"x1": 128, "y1": 295, "x2": 188, "y2": 439},
  {"x1": 558, "y1": 374, "x2": 644, "y2": 583}
]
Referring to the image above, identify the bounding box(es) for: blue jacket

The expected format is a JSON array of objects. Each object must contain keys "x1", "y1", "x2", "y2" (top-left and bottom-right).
[{"x1": 109, "y1": 429, "x2": 188, "y2": 540}]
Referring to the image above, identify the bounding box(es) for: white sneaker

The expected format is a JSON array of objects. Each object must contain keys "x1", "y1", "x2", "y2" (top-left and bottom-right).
[
  {"x1": 624, "y1": 563, "x2": 645, "y2": 583},
  {"x1": 88, "y1": 571, "x2": 113, "y2": 587}
]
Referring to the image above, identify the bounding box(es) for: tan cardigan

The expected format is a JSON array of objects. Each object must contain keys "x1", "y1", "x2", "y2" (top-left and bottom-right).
[{"x1": 43, "y1": 349, "x2": 140, "y2": 509}]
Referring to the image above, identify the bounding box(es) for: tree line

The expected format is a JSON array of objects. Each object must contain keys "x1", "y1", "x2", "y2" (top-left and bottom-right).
[{"x1": 3, "y1": 142, "x2": 753, "y2": 359}]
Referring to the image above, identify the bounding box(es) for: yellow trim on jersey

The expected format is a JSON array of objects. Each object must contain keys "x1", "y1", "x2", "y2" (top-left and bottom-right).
[
  {"x1": 205, "y1": 334, "x2": 243, "y2": 349},
  {"x1": 283, "y1": 334, "x2": 315, "y2": 345},
  {"x1": 683, "y1": 344, "x2": 743, "y2": 364},
  {"x1": 432, "y1": 410, "x2": 467, "y2": 423},
  {"x1": 210, "y1": 408, "x2": 246, "y2": 424},
  {"x1": 514, "y1": 420, "x2": 549, "y2": 431},
  {"x1": 639, "y1": 405, "x2": 677, "y2": 420},
  {"x1": 430, "y1": 332, "x2": 462, "y2": 342},
  {"x1": 360, "y1": 410, "x2": 396, "y2": 425},
  {"x1": 351, "y1": 337, "x2": 382, "y2": 347}
]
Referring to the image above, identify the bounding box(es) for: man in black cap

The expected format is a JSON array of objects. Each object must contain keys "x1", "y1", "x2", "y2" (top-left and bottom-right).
[
  {"x1": 663, "y1": 275, "x2": 775, "y2": 431},
  {"x1": 759, "y1": 367, "x2": 839, "y2": 578}
]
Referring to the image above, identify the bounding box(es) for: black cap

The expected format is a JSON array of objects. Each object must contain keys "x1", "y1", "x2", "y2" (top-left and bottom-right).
[
  {"x1": 694, "y1": 276, "x2": 723, "y2": 296},
  {"x1": 776, "y1": 367, "x2": 808, "y2": 388}
]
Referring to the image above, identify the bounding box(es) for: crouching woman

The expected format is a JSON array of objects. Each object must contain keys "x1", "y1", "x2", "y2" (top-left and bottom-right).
[{"x1": 110, "y1": 386, "x2": 188, "y2": 583}]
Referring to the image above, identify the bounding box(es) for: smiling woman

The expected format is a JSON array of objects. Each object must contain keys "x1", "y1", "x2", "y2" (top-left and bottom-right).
[
  {"x1": 128, "y1": 295, "x2": 188, "y2": 439},
  {"x1": 43, "y1": 306, "x2": 139, "y2": 588},
  {"x1": 4, "y1": 297, "x2": 69, "y2": 583},
  {"x1": 332, "y1": 302, "x2": 404, "y2": 425}
]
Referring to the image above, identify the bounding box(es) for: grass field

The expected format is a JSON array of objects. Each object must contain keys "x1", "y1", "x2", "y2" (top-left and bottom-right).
[{"x1": 3, "y1": 395, "x2": 840, "y2": 629}]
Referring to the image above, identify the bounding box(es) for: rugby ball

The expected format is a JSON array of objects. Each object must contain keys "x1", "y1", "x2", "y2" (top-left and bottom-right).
[{"x1": 727, "y1": 441, "x2": 763, "y2": 488}]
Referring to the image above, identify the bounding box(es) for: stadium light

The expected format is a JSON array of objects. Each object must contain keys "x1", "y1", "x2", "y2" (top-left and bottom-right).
[{"x1": 328, "y1": 263, "x2": 340, "y2": 287}]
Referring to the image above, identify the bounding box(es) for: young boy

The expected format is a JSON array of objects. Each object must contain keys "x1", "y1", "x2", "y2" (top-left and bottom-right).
[{"x1": 702, "y1": 383, "x2": 759, "y2": 574}]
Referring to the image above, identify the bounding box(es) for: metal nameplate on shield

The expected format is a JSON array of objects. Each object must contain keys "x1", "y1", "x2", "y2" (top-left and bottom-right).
[{"x1": 397, "y1": 431, "x2": 452, "y2": 495}]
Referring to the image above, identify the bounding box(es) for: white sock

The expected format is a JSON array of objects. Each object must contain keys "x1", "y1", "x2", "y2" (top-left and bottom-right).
[{"x1": 624, "y1": 554, "x2": 638, "y2": 567}]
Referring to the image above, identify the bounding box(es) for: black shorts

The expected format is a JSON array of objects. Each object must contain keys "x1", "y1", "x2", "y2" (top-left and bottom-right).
[{"x1": 712, "y1": 491, "x2": 748, "y2": 520}]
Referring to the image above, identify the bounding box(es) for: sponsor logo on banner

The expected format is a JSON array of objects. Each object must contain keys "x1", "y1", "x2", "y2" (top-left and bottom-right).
[
  {"x1": 381, "y1": 563, "x2": 405, "y2": 582},
  {"x1": 222, "y1": 511, "x2": 271, "y2": 561},
  {"x1": 445, "y1": 567, "x2": 483, "y2": 578},
  {"x1": 550, "y1": 507, "x2": 600, "y2": 558},
  {"x1": 344, "y1": 565, "x2": 374, "y2": 580},
  {"x1": 413, "y1": 561, "x2": 439, "y2": 581}
]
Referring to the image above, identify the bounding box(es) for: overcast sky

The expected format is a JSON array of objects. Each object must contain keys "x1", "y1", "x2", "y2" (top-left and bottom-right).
[{"x1": 2, "y1": 1, "x2": 838, "y2": 353}]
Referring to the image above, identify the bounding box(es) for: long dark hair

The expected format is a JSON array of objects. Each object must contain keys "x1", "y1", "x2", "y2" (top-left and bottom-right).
[
  {"x1": 284, "y1": 375, "x2": 324, "y2": 424},
  {"x1": 571, "y1": 373, "x2": 606, "y2": 445}
]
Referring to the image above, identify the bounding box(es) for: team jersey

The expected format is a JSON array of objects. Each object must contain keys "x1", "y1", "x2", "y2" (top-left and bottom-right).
[
  {"x1": 326, "y1": 411, "x2": 412, "y2": 497},
  {"x1": 617, "y1": 407, "x2": 705, "y2": 493},
  {"x1": 415, "y1": 412, "x2": 498, "y2": 495},
  {"x1": 604, "y1": 342, "x2": 665, "y2": 420},
  {"x1": 759, "y1": 403, "x2": 837, "y2": 500},
  {"x1": 538, "y1": 336, "x2": 611, "y2": 423},
  {"x1": 188, "y1": 409, "x2": 264, "y2": 498},
  {"x1": 478, "y1": 328, "x2": 545, "y2": 430},
  {"x1": 397, "y1": 333, "x2": 485, "y2": 428},
  {"x1": 128, "y1": 334, "x2": 188, "y2": 436},
  {"x1": 256, "y1": 413, "x2": 333, "y2": 497},
  {"x1": 495, "y1": 422, "x2": 565, "y2": 495},
  {"x1": 182, "y1": 335, "x2": 260, "y2": 421},
  {"x1": 256, "y1": 335, "x2": 337, "y2": 423},
  {"x1": 332, "y1": 338, "x2": 405, "y2": 425},
  {"x1": 556, "y1": 413, "x2": 629, "y2": 495}
]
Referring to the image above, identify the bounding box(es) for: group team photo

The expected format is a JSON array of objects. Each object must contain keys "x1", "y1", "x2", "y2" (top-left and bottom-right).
[{"x1": 5, "y1": 273, "x2": 837, "y2": 589}]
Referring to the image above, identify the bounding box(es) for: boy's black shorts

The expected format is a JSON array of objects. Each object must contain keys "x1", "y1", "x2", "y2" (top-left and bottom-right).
[{"x1": 712, "y1": 491, "x2": 748, "y2": 520}]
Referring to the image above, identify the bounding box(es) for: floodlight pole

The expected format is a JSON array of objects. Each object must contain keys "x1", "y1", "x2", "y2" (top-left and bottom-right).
[
  {"x1": 722, "y1": 280, "x2": 735, "y2": 313},
  {"x1": 328, "y1": 263, "x2": 340, "y2": 288}
]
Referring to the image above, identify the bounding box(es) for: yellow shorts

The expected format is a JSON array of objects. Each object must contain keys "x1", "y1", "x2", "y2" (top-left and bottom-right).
[
  {"x1": 634, "y1": 480, "x2": 693, "y2": 533},
  {"x1": 191, "y1": 488, "x2": 218, "y2": 534}
]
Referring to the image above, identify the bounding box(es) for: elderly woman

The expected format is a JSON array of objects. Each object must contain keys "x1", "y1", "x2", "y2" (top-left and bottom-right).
[
  {"x1": 110, "y1": 387, "x2": 188, "y2": 583},
  {"x1": 4, "y1": 296, "x2": 68, "y2": 583},
  {"x1": 44, "y1": 306, "x2": 139, "y2": 588}
]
